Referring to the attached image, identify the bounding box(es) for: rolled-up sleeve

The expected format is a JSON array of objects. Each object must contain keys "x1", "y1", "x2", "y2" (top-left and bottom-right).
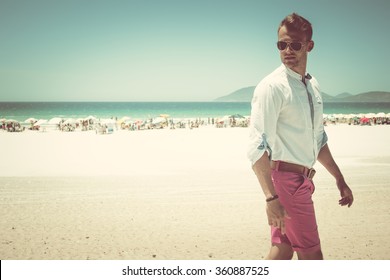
[{"x1": 247, "y1": 83, "x2": 283, "y2": 166}]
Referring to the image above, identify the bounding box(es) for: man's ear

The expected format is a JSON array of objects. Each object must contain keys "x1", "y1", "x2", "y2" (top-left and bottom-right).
[{"x1": 307, "y1": 40, "x2": 314, "y2": 52}]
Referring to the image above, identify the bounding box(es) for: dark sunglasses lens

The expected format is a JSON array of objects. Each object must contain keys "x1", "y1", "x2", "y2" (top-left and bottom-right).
[
  {"x1": 290, "y1": 42, "x2": 302, "y2": 51},
  {"x1": 277, "y1": 42, "x2": 287, "y2": 50}
]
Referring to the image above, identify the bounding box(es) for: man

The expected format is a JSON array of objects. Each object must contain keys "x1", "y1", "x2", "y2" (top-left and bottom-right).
[{"x1": 247, "y1": 13, "x2": 354, "y2": 260}]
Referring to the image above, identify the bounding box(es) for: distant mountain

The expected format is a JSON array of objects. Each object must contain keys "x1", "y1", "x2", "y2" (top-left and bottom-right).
[
  {"x1": 214, "y1": 88, "x2": 390, "y2": 103},
  {"x1": 214, "y1": 86, "x2": 255, "y2": 102},
  {"x1": 335, "y1": 92, "x2": 353, "y2": 98},
  {"x1": 327, "y1": 91, "x2": 390, "y2": 102},
  {"x1": 321, "y1": 92, "x2": 335, "y2": 102},
  {"x1": 321, "y1": 92, "x2": 353, "y2": 101}
]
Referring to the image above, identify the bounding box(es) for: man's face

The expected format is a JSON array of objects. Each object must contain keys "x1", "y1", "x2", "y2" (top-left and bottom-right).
[{"x1": 277, "y1": 25, "x2": 313, "y2": 74}]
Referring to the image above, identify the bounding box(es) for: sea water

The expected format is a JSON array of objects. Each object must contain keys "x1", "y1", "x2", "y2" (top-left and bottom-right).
[{"x1": 1, "y1": 102, "x2": 389, "y2": 122}]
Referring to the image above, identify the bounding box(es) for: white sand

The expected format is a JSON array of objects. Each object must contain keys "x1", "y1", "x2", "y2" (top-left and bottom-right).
[{"x1": 0, "y1": 124, "x2": 389, "y2": 259}]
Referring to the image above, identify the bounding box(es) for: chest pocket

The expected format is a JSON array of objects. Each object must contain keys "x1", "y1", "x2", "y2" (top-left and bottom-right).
[
  {"x1": 307, "y1": 82, "x2": 322, "y2": 105},
  {"x1": 307, "y1": 84, "x2": 324, "y2": 129}
]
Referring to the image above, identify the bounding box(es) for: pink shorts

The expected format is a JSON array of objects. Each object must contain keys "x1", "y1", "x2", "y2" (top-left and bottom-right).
[{"x1": 270, "y1": 170, "x2": 321, "y2": 253}]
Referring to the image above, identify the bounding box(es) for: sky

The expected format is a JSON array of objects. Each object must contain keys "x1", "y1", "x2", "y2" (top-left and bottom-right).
[{"x1": 0, "y1": 0, "x2": 389, "y2": 102}]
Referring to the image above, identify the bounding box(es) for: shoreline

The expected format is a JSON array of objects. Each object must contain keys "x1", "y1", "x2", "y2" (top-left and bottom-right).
[
  {"x1": 1, "y1": 101, "x2": 390, "y2": 125},
  {"x1": 2, "y1": 113, "x2": 390, "y2": 134}
]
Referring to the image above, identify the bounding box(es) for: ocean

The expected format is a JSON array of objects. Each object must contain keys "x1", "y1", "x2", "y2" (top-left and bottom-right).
[{"x1": 1, "y1": 102, "x2": 390, "y2": 122}]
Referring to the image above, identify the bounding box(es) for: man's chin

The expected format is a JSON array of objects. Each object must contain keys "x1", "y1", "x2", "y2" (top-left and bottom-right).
[
  {"x1": 283, "y1": 60, "x2": 298, "y2": 68},
  {"x1": 283, "y1": 58, "x2": 297, "y2": 65}
]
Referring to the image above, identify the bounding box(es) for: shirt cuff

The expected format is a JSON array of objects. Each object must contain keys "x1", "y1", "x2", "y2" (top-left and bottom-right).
[
  {"x1": 321, "y1": 130, "x2": 328, "y2": 147},
  {"x1": 248, "y1": 149, "x2": 266, "y2": 166}
]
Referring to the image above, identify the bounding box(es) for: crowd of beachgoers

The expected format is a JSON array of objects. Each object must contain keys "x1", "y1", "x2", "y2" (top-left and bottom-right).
[
  {"x1": 323, "y1": 112, "x2": 390, "y2": 126},
  {"x1": 1, "y1": 112, "x2": 389, "y2": 133},
  {"x1": 0, "y1": 114, "x2": 249, "y2": 133}
]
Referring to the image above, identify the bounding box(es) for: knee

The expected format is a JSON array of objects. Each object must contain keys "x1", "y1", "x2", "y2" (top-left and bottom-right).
[
  {"x1": 266, "y1": 244, "x2": 294, "y2": 260},
  {"x1": 279, "y1": 249, "x2": 294, "y2": 260},
  {"x1": 297, "y1": 250, "x2": 323, "y2": 260}
]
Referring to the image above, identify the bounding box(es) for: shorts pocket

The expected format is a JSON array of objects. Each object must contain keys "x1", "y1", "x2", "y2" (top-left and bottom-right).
[{"x1": 272, "y1": 170, "x2": 307, "y2": 197}]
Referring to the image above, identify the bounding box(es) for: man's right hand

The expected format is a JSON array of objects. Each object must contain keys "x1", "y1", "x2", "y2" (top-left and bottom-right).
[{"x1": 266, "y1": 200, "x2": 290, "y2": 234}]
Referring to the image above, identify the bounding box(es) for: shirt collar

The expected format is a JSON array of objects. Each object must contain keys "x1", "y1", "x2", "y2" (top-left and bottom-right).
[{"x1": 282, "y1": 64, "x2": 312, "y2": 81}]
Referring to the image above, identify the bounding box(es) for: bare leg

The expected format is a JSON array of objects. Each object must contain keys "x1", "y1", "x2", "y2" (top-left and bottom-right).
[
  {"x1": 297, "y1": 250, "x2": 323, "y2": 260},
  {"x1": 266, "y1": 243, "x2": 294, "y2": 260}
]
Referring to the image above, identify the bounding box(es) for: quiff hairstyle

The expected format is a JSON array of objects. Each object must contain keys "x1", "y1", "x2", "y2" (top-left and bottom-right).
[{"x1": 278, "y1": 13, "x2": 313, "y2": 41}]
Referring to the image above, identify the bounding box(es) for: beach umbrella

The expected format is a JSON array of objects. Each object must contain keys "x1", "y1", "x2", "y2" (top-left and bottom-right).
[
  {"x1": 63, "y1": 118, "x2": 76, "y2": 125},
  {"x1": 221, "y1": 115, "x2": 231, "y2": 122},
  {"x1": 152, "y1": 117, "x2": 167, "y2": 124},
  {"x1": 6, "y1": 119, "x2": 18, "y2": 123},
  {"x1": 357, "y1": 113, "x2": 365, "y2": 119},
  {"x1": 118, "y1": 116, "x2": 131, "y2": 123},
  {"x1": 101, "y1": 118, "x2": 116, "y2": 124},
  {"x1": 122, "y1": 119, "x2": 132, "y2": 123},
  {"x1": 229, "y1": 114, "x2": 245, "y2": 119},
  {"x1": 159, "y1": 114, "x2": 170, "y2": 118},
  {"x1": 35, "y1": 119, "x2": 48, "y2": 126},
  {"x1": 48, "y1": 117, "x2": 63, "y2": 124},
  {"x1": 85, "y1": 115, "x2": 97, "y2": 120},
  {"x1": 346, "y1": 114, "x2": 357, "y2": 119},
  {"x1": 333, "y1": 113, "x2": 344, "y2": 119},
  {"x1": 25, "y1": 117, "x2": 38, "y2": 123},
  {"x1": 376, "y1": 112, "x2": 386, "y2": 117}
]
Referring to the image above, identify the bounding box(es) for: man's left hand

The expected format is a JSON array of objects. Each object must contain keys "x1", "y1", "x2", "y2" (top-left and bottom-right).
[{"x1": 337, "y1": 179, "x2": 354, "y2": 207}]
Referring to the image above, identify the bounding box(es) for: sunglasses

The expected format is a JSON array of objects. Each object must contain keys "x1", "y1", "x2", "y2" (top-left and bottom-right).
[{"x1": 276, "y1": 41, "x2": 305, "y2": 51}]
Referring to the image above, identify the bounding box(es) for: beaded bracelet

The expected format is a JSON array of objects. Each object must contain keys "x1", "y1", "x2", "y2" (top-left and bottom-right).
[{"x1": 266, "y1": 194, "x2": 279, "y2": 202}]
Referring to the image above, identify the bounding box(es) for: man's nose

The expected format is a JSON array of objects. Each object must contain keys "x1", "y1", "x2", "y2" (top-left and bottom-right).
[{"x1": 285, "y1": 44, "x2": 294, "y2": 52}]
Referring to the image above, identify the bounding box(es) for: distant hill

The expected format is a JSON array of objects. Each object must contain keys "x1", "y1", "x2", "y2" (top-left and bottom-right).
[
  {"x1": 214, "y1": 88, "x2": 390, "y2": 103},
  {"x1": 327, "y1": 91, "x2": 390, "y2": 102},
  {"x1": 214, "y1": 86, "x2": 255, "y2": 102},
  {"x1": 335, "y1": 92, "x2": 353, "y2": 98},
  {"x1": 321, "y1": 92, "x2": 335, "y2": 102}
]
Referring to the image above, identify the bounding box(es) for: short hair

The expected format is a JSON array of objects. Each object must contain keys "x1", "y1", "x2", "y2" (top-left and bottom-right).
[{"x1": 278, "y1": 13, "x2": 313, "y2": 41}]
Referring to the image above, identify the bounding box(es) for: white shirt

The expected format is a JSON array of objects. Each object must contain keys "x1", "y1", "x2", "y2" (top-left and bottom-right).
[{"x1": 247, "y1": 64, "x2": 328, "y2": 168}]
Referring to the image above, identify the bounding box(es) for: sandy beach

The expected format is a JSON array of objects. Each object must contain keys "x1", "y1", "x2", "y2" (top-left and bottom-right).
[{"x1": 0, "y1": 124, "x2": 389, "y2": 260}]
